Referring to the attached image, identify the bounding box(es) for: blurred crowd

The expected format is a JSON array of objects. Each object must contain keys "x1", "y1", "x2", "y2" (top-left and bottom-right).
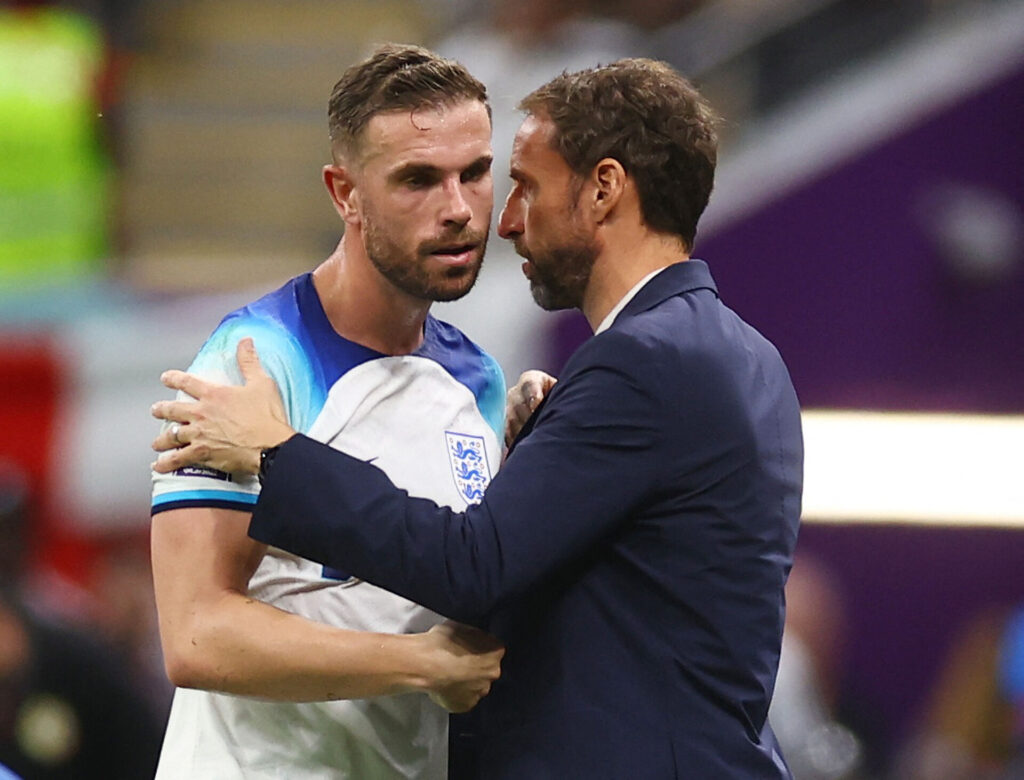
[
  {"x1": 0, "y1": 464, "x2": 169, "y2": 777},
  {"x1": 0, "y1": 0, "x2": 991, "y2": 288}
]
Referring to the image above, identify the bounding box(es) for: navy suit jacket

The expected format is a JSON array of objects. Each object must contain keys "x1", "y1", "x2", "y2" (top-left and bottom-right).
[{"x1": 250, "y1": 260, "x2": 803, "y2": 779}]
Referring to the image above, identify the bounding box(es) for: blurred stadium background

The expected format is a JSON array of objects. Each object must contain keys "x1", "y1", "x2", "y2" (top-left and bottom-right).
[{"x1": 1, "y1": 0, "x2": 1022, "y2": 776}]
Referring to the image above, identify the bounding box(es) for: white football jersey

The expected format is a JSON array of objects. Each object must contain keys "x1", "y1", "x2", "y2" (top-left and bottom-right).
[{"x1": 151, "y1": 273, "x2": 504, "y2": 779}]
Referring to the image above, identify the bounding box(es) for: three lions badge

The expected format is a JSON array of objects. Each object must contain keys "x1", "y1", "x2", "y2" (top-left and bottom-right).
[{"x1": 445, "y1": 431, "x2": 492, "y2": 504}]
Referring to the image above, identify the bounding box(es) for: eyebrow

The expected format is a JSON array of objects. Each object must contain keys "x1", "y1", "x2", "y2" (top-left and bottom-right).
[
  {"x1": 462, "y1": 155, "x2": 493, "y2": 178},
  {"x1": 387, "y1": 162, "x2": 440, "y2": 184},
  {"x1": 388, "y1": 154, "x2": 493, "y2": 184},
  {"x1": 509, "y1": 166, "x2": 532, "y2": 185}
]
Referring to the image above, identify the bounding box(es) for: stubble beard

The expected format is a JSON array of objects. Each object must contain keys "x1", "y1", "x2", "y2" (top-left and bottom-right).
[
  {"x1": 520, "y1": 231, "x2": 599, "y2": 312},
  {"x1": 364, "y1": 217, "x2": 487, "y2": 303}
]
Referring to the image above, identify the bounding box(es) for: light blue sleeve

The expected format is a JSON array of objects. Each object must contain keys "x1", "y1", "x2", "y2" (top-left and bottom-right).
[
  {"x1": 189, "y1": 315, "x2": 322, "y2": 433},
  {"x1": 151, "y1": 314, "x2": 321, "y2": 511},
  {"x1": 476, "y1": 350, "x2": 507, "y2": 444}
]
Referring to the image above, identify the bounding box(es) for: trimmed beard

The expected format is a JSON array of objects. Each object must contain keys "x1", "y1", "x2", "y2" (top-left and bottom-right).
[
  {"x1": 364, "y1": 216, "x2": 486, "y2": 303},
  {"x1": 520, "y1": 230, "x2": 598, "y2": 312}
]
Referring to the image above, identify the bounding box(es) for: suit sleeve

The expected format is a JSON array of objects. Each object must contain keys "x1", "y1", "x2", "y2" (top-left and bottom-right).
[{"x1": 250, "y1": 332, "x2": 663, "y2": 623}]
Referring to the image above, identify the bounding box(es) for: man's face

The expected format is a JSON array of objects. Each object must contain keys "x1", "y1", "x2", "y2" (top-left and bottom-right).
[
  {"x1": 498, "y1": 114, "x2": 599, "y2": 311},
  {"x1": 352, "y1": 100, "x2": 493, "y2": 302}
]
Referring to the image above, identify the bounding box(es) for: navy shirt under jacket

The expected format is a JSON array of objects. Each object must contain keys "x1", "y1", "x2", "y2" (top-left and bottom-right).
[{"x1": 250, "y1": 259, "x2": 804, "y2": 779}]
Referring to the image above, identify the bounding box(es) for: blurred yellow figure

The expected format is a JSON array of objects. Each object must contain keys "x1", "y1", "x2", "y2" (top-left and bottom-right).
[{"x1": 0, "y1": 6, "x2": 110, "y2": 287}]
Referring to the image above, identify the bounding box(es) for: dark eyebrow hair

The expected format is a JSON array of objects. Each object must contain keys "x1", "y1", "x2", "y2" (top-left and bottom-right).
[
  {"x1": 509, "y1": 165, "x2": 532, "y2": 185},
  {"x1": 388, "y1": 154, "x2": 493, "y2": 183},
  {"x1": 462, "y1": 154, "x2": 493, "y2": 177},
  {"x1": 388, "y1": 162, "x2": 441, "y2": 182}
]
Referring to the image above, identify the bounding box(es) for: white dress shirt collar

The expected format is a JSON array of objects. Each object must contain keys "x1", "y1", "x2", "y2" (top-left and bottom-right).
[{"x1": 594, "y1": 267, "x2": 666, "y2": 335}]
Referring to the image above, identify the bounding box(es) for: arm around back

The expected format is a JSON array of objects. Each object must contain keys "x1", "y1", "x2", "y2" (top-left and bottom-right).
[
  {"x1": 151, "y1": 506, "x2": 503, "y2": 710},
  {"x1": 250, "y1": 331, "x2": 664, "y2": 622}
]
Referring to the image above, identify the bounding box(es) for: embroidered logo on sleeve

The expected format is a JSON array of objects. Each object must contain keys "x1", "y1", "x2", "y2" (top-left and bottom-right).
[
  {"x1": 444, "y1": 431, "x2": 492, "y2": 504},
  {"x1": 174, "y1": 465, "x2": 233, "y2": 482}
]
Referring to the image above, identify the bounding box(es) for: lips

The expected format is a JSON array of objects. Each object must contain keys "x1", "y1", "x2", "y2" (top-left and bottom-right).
[{"x1": 430, "y1": 244, "x2": 478, "y2": 266}]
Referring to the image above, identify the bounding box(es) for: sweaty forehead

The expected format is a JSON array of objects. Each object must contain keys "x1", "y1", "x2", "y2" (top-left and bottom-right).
[{"x1": 360, "y1": 100, "x2": 492, "y2": 168}]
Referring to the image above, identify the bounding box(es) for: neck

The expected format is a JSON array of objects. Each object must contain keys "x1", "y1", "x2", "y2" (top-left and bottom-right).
[
  {"x1": 312, "y1": 233, "x2": 431, "y2": 355},
  {"x1": 581, "y1": 228, "x2": 689, "y2": 331}
]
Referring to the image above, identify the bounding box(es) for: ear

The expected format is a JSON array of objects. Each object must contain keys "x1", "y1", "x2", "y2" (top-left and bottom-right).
[
  {"x1": 589, "y1": 158, "x2": 626, "y2": 223},
  {"x1": 323, "y1": 164, "x2": 361, "y2": 226}
]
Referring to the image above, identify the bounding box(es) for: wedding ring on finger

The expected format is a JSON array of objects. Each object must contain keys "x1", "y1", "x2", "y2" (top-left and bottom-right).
[{"x1": 170, "y1": 422, "x2": 183, "y2": 446}]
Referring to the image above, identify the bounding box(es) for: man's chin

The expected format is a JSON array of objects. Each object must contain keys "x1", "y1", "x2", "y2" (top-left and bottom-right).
[
  {"x1": 529, "y1": 282, "x2": 574, "y2": 312},
  {"x1": 428, "y1": 265, "x2": 482, "y2": 302}
]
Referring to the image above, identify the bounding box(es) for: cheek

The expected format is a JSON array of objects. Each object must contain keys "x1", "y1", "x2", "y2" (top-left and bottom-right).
[
  {"x1": 473, "y1": 177, "x2": 494, "y2": 199},
  {"x1": 469, "y1": 190, "x2": 493, "y2": 218},
  {"x1": 523, "y1": 206, "x2": 548, "y2": 238},
  {"x1": 375, "y1": 214, "x2": 416, "y2": 249},
  {"x1": 386, "y1": 198, "x2": 431, "y2": 235}
]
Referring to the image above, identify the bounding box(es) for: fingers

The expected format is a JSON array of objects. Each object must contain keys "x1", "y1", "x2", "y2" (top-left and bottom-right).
[
  {"x1": 150, "y1": 400, "x2": 199, "y2": 424},
  {"x1": 518, "y1": 370, "x2": 556, "y2": 405},
  {"x1": 160, "y1": 369, "x2": 211, "y2": 399},
  {"x1": 424, "y1": 621, "x2": 504, "y2": 713},
  {"x1": 429, "y1": 688, "x2": 490, "y2": 714},
  {"x1": 505, "y1": 372, "x2": 547, "y2": 447},
  {"x1": 517, "y1": 377, "x2": 546, "y2": 411},
  {"x1": 439, "y1": 620, "x2": 505, "y2": 654},
  {"x1": 236, "y1": 338, "x2": 270, "y2": 384},
  {"x1": 458, "y1": 626, "x2": 505, "y2": 655},
  {"x1": 505, "y1": 371, "x2": 557, "y2": 426},
  {"x1": 504, "y1": 418, "x2": 520, "y2": 449},
  {"x1": 444, "y1": 682, "x2": 494, "y2": 713},
  {"x1": 151, "y1": 443, "x2": 202, "y2": 474},
  {"x1": 508, "y1": 398, "x2": 534, "y2": 428},
  {"x1": 152, "y1": 425, "x2": 188, "y2": 453},
  {"x1": 429, "y1": 675, "x2": 498, "y2": 713}
]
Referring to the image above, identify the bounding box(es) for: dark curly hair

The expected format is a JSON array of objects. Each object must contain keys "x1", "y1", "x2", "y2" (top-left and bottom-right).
[
  {"x1": 328, "y1": 43, "x2": 489, "y2": 161},
  {"x1": 519, "y1": 59, "x2": 718, "y2": 251}
]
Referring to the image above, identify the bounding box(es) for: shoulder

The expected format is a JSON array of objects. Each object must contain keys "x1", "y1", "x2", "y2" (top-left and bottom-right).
[
  {"x1": 425, "y1": 316, "x2": 505, "y2": 390},
  {"x1": 425, "y1": 315, "x2": 507, "y2": 440},
  {"x1": 599, "y1": 294, "x2": 797, "y2": 428},
  {"x1": 193, "y1": 277, "x2": 311, "y2": 383},
  {"x1": 605, "y1": 288, "x2": 775, "y2": 375},
  {"x1": 566, "y1": 301, "x2": 745, "y2": 410},
  {"x1": 552, "y1": 328, "x2": 666, "y2": 419},
  {"x1": 218, "y1": 275, "x2": 306, "y2": 348},
  {"x1": 567, "y1": 324, "x2": 666, "y2": 385},
  {"x1": 427, "y1": 316, "x2": 491, "y2": 358}
]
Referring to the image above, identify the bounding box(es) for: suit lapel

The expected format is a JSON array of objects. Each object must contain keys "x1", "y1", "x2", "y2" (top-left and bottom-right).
[{"x1": 507, "y1": 262, "x2": 717, "y2": 457}]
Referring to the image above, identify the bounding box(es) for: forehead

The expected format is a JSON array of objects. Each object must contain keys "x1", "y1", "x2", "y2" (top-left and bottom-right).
[
  {"x1": 360, "y1": 100, "x2": 492, "y2": 171},
  {"x1": 509, "y1": 114, "x2": 572, "y2": 178}
]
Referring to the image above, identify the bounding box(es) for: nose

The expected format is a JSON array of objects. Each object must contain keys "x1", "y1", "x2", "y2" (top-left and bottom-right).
[
  {"x1": 497, "y1": 190, "x2": 522, "y2": 241},
  {"x1": 441, "y1": 179, "x2": 472, "y2": 229}
]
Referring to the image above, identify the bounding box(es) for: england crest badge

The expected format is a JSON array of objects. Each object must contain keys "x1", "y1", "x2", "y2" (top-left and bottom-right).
[{"x1": 445, "y1": 431, "x2": 492, "y2": 504}]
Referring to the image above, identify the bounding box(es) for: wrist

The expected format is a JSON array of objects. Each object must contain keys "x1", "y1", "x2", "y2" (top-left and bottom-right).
[
  {"x1": 397, "y1": 632, "x2": 441, "y2": 695},
  {"x1": 257, "y1": 445, "x2": 279, "y2": 485},
  {"x1": 265, "y1": 421, "x2": 294, "y2": 450},
  {"x1": 257, "y1": 431, "x2": 296, "y2": 483}
]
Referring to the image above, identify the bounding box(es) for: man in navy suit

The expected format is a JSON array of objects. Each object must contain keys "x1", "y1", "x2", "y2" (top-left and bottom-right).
[{"x1": 154, "y1": 58, "x2": 803, "y2": 778}]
